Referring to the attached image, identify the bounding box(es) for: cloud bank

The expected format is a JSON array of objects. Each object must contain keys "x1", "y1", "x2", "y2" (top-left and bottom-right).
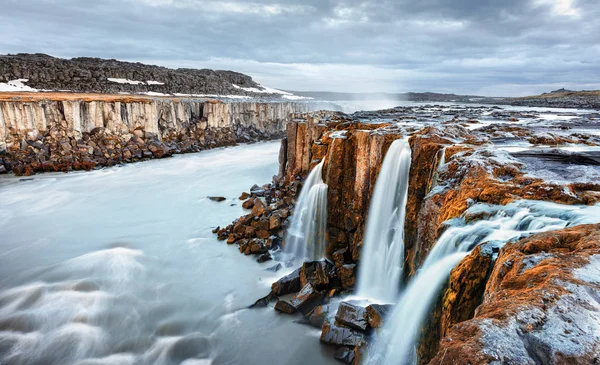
[{"x1": 1, "y1": 0, "x2": 598, "y2": 96}]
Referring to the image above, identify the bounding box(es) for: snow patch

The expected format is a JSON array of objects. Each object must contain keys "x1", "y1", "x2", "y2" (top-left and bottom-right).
[
  {"x1": 107, "y1": 78, "x2": 145, "y2": 85},
  {"x1": 232, "y1": 83, "x2": 293, "y2": 95},
  {"x1": 146, "y1": 80, "x2": 165, "y2": 85},
  {"x1": 143, "y1": 91, "x2": 169, "y2": 96},
  {"x1": 173, "y1": 93, "x2": 252, "y2": 99},
  {"x1": 282, "y1": 94, "x2": 313, "y2": 100},
  {"x1": 0, "y1": 79, "x2": 39, "y2": 92},
  {"x1": 574, "y1": 255, "x2": 600, "y2": 285}
]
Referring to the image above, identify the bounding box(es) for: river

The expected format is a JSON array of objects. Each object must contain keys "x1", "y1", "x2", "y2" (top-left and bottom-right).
[{"x1": 0, "y1": 142, "x2": 334, "y2": 365}]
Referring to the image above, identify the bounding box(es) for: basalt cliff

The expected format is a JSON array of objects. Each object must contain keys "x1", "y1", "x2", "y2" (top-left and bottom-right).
[
  {"x1": 0, "y1": 94, "x2": 312, "y2": 175},
  {"x1": 216, "y1": 105, "x2": 600, "y2": 365}
]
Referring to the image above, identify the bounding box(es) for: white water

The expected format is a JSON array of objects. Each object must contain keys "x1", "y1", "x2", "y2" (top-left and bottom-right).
[
  {"x1": 370, "y1": 252, "x2": 468, "y2": 365},
  {"x1": 283, "y1": 161, "x2": 328, "y2": 263},
  {"x1": 0, "y1": 142, "x2": 335, "y2": 365},
  {"x1": 422, "y1": 200, "x2": 600, "y2": 269},
  {"x1": 356, "y1": 140, "x2": 412, "y2": 303},
  {"x1": 371, "y1": 199, "x2": 600, "y2": 365}
]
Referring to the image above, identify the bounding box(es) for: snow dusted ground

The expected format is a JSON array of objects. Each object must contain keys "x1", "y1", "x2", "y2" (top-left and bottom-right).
[{"x1": 0, "y1": 79, "x2": 39, "y2": 92}]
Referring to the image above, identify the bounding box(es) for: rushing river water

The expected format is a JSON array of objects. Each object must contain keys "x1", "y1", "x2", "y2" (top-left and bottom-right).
[{"x1": 0, "y1": 142, "x2": 334, "y2": 365}]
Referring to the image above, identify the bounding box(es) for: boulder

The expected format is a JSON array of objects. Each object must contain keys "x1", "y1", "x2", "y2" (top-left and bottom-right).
[
  {"x1": 208, "y1": 196, "x2": 226, "y2": 202},
  {"x1": 320, "y1": 319, "x2": 366, "y2": 347},
  {"x1": 290, "y1": 283, "x2": 324, "y2": 315},
  {"x1": 300, "y1": 260, "x2": 338, "y2": 290},
  {"x1": 271, "y1": 268, "x2": 301, "y2": 296},
  {"x1": 274, "y1": 300, "x2": 297, "y2": 314},
  {"x1": 365, "y1": 304, "x2": 393, "y2": 329},
  {"x1": 338, "y1": 264, "x2": 356, "y2": 289},
  {"x1": 335, "y1": 302, "x2": 368, "y2": 331},
  {"x1": 242, "y1": 199, "x2": 255, "y2": 209}
]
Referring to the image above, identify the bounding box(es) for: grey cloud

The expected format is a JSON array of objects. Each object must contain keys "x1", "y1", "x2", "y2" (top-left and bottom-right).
[{"x1": 0, "y1": 0, "x2": 598, "y2": 95}]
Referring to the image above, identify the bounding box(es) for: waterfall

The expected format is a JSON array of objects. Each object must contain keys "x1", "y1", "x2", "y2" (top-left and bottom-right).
[
  {"x1": 368, "y1": 252, "x2": 468, "y2": 365},
  {"x1": 356, "y1": 139, "x2": 412, "y2": 303},
  {"x1": 284, "y1": 161, "x2": 328, "y2": 262},
  {"x1": 369, "y1": 199, "x2": 600, "y2": 365}
]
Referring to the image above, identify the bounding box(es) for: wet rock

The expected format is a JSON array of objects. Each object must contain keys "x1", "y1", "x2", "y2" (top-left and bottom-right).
[
  {"x1": 271, "y1": 268, "x2": 301, "y2": 296},
  {"x1": 365, "y1": 304, "x2": 393, "y2": 328},
  {"x1": 249, "y1": 292, "x2": 278, "y2": 309},
  {"x1": 430, "y1": 224, "x2": 600, "y2": 365},
  {"x1": 320, "y1": 319, "x2": 366, "y2": 347},
  {"x1": 269, "y1": 213, "x2": 282, "y2": 230},
  {"x1": 335, "y1": 302, "x2": 368, "y2": 331},
  {"x1": 274, "y1": 300, "x2": 297, "y2": 314},
  {"x1": 300, "y1": 260, "x2": 338, "y2": 290},
  {"x1": 239, "y1": 192, "x2": 250, "y2": 200},
  {"x1": 256, "y1": 253, "x2": 272, "y2": 263},
  {"x1": 251, "y1": 198, "x2": 266, "y2": 216},
  {"x1": 305, "y1": 304, "x2": 333, "y2": 329},
  {"x1": 208, "y1": 196, "x2": 226, "y2": 202},
  {"x1": 334, "y1": 346, "x2": 355, "y2": 364},
  {"x1": 242, "y1": 199, "x2": 255, "y2": 209},
  {"x1": 338, "y1": 264, "x2": 356, "y2": 289},
  {"x1": 290, "y1": 283, "x2": 324, "y2": 315}
]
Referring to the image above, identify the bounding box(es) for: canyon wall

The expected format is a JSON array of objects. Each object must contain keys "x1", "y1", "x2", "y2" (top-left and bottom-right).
[{"x1": 0, "y1": 97, "x2": 311, "y2": 175}]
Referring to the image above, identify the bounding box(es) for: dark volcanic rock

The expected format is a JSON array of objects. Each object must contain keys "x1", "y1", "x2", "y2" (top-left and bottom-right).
[
  {"x1": 335, "y1": 302, "x2": 368, "y2": 331},
  {"x1": 208, "y1": 196, "x2": 226, "y2": 202},
  {"x1": 249, "y1": 292, "x2": 278, "y2": 309},
  {"x1": 365, "y1": 304, "x2": 393, "y2": 329},
  {"x1": 320, "y1": 319, "x2": 366, "y2": 347},
  {"x1": 300, "y1": 260, "x2": 338, "y2": 290},
  {"x1": 290, "y1": 283, "x2": 324, "y2": 315},
  {"x1": 0, "y1": 53, "x2": 271, "y2": 96},
  {"x1": 274, "y1": 300, "x2": 297, "y2": 314},
  {"x1": 271, "y1": 268, "x2": 301, "y2": 296}
]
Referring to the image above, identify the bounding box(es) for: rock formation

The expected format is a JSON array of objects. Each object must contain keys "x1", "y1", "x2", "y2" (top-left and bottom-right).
[
  {"x1": 0, "y1": 96, "x2": 311, "y2": 175},
  {"x1": 0, "y1": 54, "x2": 272, "y2": 96},
  {"x1": 216, "y1": 104, "x2": 600, "y2": 365}
]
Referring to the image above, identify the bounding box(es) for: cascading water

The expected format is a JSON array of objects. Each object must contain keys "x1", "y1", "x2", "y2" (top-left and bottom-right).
[
  {"x1": 356, "y1": 140, "x2": 412, "y2": 303},
  {"x1": 421, "y1": 199, "x2": 600, "y2": 269},
  {"x1": 369, "y1": 252, "x2": 468, "y2": 365},
  {"x1": 284, "y1": 161, "x2": 328, "y2": 262},
  {"x1": 369, "y1": 199, "x2": 600, "y2": 365}
]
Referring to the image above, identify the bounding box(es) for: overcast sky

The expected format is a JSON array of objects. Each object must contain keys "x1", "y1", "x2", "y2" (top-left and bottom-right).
[{"x1": 1, "y1": 0, "x2": 599, "y2": 96}]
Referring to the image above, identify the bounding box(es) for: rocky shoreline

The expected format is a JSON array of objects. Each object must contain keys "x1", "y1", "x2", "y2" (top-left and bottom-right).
[{"x1": 215, "y1": 105, "x2": 600, "y2": 364}]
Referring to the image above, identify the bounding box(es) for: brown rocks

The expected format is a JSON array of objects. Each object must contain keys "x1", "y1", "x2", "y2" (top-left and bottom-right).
[
  {"x1": 365, "y1": 304, "x2": 393, "y2": 328},
  {"x1": 274, "y1": 300, "x2": 297, "y2": 314},
  {"x1": 242, "y1": 198, "x2": 255, "y2": 209},
  {"x1": 271, "y1": 268, "x2": 301, "y2": 296},
  {"x1": 338, "y1": 264, "x2": 356, "y2": 289},
  {"x1": 299, "y1": 261, "x2": 338, "y2": 290},
  {"x1": 335, "y1": 302, "x2": 368, "y2": 331},
  {"x1": 430, "y1": 224, "x2": 600, "y2": 365},
  {"x1": 290, "y1": 283, "x2": 324, "y2": 315},
  {"x1": 208, "y1": 196, "x2": 226, "y2": 202},
  {"x1": 320, "y1": 319, "x2": 366, "y2": 347}
]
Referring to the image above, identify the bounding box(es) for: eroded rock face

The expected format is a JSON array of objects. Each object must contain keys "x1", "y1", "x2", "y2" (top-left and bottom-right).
[
  {"x1": 0, "y1": 98, "x2": 310, "y2": 175},
  {"x1": 429, "y1": 224, "x2": 600, "y2": 365}
]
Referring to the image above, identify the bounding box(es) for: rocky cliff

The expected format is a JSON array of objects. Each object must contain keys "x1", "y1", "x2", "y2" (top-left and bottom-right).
[
  {"x1": 0, "y1": 54, "x2": 276, "y2": 97},
  {"x1": 215, "y1": 104, "x2": 600, "y2": 365},
  {"x1": 0, "y1": 95, "x2": 311, "y2": 175}
]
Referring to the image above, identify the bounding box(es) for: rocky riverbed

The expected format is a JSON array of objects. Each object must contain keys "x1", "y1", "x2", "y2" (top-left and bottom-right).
[{"x1": 216, "y1": 104, "x2": 600, "y2": 365}]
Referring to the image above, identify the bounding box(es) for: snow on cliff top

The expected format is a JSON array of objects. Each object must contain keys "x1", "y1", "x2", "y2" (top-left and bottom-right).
[{"x1": 0, "y1": 79, "x2": 39, "y2": 92}]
